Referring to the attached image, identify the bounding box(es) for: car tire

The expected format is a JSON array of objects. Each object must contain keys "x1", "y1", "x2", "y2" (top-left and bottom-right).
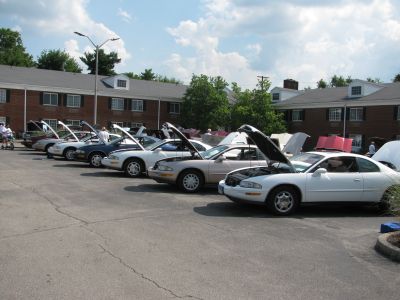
[
  {"x1": 124, "y1": 158, "x2": 144, "y2": 178},
  {"x1": 89, "y1": 152, "x2": 105, "y2": 168},
  {"x1": 178, "y1": 169, "x2": 204, "y2": 193},
  {"x1": 64, "y1": 148, "x2": 76, "y2": 161},
  {"x1": 379, "y1": 186, "x2": 397, "y2": 213},
  {"x1": 267, "y1": 185, "x2": 299, "y2": 216},
  {"x1": 45, "y1": 143, "x2": 54, "y2": 154}
]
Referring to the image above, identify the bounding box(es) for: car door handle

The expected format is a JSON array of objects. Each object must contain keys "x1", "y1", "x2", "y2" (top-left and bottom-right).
[{"x1": 354, "y1": 178, "x2": 361, "y2": 182}]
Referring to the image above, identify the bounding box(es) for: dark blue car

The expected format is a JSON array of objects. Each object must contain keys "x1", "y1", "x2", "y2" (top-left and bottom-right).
[{"x1": 73, "y1": 136, "x2": 143, "y2": 167}]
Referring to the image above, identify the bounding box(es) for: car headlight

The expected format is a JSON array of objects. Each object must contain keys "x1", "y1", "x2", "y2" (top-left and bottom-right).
[
  {"x1": 239, "y1": 181, "x2": 262, "y2": 189},
  {"x1": 108, "y1": 155, "x2": 119, "y2": 160},
  {"x1": 157, "y1": 165, "x2": 173, "y2": 171}
]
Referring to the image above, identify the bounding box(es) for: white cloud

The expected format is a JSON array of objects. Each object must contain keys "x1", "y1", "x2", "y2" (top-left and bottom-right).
[
  {"x1": 117, "y1": 8, "x2": 132, "y2": 23},
  {"x1": 166, "y1": 0, "x2": 400, "y2": 89},
  {"x1": 0, "y1": 0, "x2": 131, "y2": 72}
]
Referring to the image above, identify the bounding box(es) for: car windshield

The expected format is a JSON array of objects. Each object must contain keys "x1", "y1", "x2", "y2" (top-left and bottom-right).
[
  {"x1": 201, "y1": 145, "x2": 229, "y2": 159},
  {"x1": 109, "y1": 136, "x2": 137, "y2": 145},
  {"x1": 290, "y1": 153, "x2": 325, "y2": 172},
  {"x1": 147, "y1": 139, "x2": 168, "y2": 150}
]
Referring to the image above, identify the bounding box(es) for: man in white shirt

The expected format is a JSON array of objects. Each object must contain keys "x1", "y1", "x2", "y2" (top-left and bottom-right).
[
  {"x1": 98, "y1": 127, "x2": 110, "y2": 143},
  {"x1": 0, "y1": 123, "x2": 6, "y2": 148},
  {"x1": 368, "y1": 141, "x2": 376, "y2": 157}
]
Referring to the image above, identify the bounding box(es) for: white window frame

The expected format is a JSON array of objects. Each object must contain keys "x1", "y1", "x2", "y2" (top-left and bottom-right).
[
  {"x1": 131, "y1": 99, "x2": 144, "y2": 112},
  {"x1": 111, "y1": 98, "x2": 124, "y2": 111},
  {"x1": 329, "y1": 108, "x2": 342, "y2": 121},
  {"x1": 169, "y1": 102, "x2": 180, "y2": 114},
  {"x1": 351, "y1": 86, "x2": 362, "y2": 96},
  {"x1": 117, "y1": 79, "x2": 127, "y2": 88},
  {"x1": 0, "y1": 89, "x2": 6, "y2": 103},
  {"x1": 43, "y1": 93, "x2": 58, "y2": 106},
  {"x1": 292, "y1": 109, "x2": 303, "y2": 121},
  {"x1": 66, "y1": 94, "x2": 81, "y2": 108},
  {"x1": 66, "y1": 120, "x2": 81, "y2": 127},
  {"x1": 112, "y1": 121, "x2": 124, "y2": 127},
  {"x1": 349, "y1": 134, "x2": 362, "y2": 148},
  {"x1": 349, "y1": 107, "x2": 363, "y2": 121},
  {"x1": 131, "y1": 122, "x2": 143, "y2": 128},
  {"x1": 0, "y1": 116, "x2": 6, "y2": 124},
  {"x1": 43, "y1": 119, "x2": 57, "y2": 130}
]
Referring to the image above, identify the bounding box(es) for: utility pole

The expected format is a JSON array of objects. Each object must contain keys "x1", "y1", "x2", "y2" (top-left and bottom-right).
[{"x1": 257, "y1": 75, "x2": 269, "y2": 92}]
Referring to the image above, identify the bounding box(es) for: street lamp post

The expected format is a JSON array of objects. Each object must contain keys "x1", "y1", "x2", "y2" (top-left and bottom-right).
[{"x1": 74, "y1": 31, "x2": 120, "y2": 125}]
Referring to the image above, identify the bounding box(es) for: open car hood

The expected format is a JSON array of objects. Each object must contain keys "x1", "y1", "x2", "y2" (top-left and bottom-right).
[
  {"x1": 40, "y1": 120, "x2": 60, "y2": 139},
  {"x1": 282, "y1": 132, "x2": 310, "y2": 156},
  {"x1": 372, "y1": 140, "x2": 400, "y2": 170},
  {"x1": 112, "y1": 124, "x2": 145, "y2": 151},
  {"x1": 58, "y1": 121, "x2": 79, "y2": 142},
  {"x1": 238, "y1": 124, "x2": 293, "y2": 167},
  {"x1": 163, "y1": 122, "x2": 202, "y2": 157},
  {"x1": 218, "y1": 132, "x2": 248, "y2": 145}
]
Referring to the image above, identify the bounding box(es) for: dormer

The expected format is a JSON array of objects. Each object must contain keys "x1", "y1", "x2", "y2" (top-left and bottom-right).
[
  {"x1": 347, "y1": 79, "x2": 384, "y2": 99},
  {"x1": 270, "y1": 87, "x2": 303, "y2": 102},
  {"x1": 102, "y1": 74, "x2": 130, "y2": 90}
]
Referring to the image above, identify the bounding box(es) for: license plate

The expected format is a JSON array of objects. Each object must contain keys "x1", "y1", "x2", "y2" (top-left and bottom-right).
[{"x1": 218, "y1": 184, "x2": 224, "y2": 195}]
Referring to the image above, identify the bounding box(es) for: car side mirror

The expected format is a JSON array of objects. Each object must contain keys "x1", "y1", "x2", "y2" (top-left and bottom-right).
[
  {"x1": 313, "y1": 168, "x2": 327, "y2": 176},
  {"x1": 216, "y1": 154, "x2": 226, "y2": 163}
]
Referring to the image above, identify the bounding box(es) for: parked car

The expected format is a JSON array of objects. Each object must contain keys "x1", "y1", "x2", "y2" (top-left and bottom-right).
[
  {"x1": 73, "y1": 125, "x2": 145, "y2": 167},
  {"x1": 101, "y1": 135, "x2": 212, "y2": 178},
  {"x1": 218, "y1": 124, "x2": 400, "y2": 215}
]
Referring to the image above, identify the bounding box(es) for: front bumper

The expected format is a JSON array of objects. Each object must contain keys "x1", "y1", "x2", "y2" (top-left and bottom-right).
[
  {"x1": 72, "y1": 152, "x2": 88, "y2": 162},
  {"x1": 48, "y1": 146, "x2": 63, "y2": 156},
  {"x1": 148, "y1": 167, "x2": 177, "y2": 184},
  {"x1": 219, "y1": 180, "x2": 266, "y2": 203},
  {"x1": 101, "y1": 158, "x2": 123, "y2": 170}
]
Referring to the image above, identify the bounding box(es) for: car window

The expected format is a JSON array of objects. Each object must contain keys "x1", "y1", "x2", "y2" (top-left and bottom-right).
[
  {"x1": 356, "y1": 157, "x2": 380, "y2": 172},
  {"x1": 192, "y1": 141, "x2": 206, "y2": 152},
  {"x1": 323, "y1": 156, "x2": 358, "y2": 173}
]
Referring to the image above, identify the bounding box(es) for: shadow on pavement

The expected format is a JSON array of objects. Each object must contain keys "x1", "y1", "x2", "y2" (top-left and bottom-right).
[
  {"x1": 80, "y1": 171, "x2": 126, "y2": 177},
  {"x1": 53, "y1": 163, "x2": 91, "y2": 168},
  {"x1": 193, "y1": 202, "x2": 384, "y2": 218},
  {"x1": 124, "y1": 183, "x2": 220, "y2": 195}
]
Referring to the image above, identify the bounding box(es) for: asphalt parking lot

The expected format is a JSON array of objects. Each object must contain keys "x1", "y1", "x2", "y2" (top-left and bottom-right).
[{"x1": 0, "y1": 145, "x2": 399, "y2": 300}]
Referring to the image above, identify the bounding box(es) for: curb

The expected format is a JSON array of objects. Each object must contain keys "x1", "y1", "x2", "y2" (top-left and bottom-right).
[{"x1": 375, "y1": 232, "x2": 400, "y2": 262}]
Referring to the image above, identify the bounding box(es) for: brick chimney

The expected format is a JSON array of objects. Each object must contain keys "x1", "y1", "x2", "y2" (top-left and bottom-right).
[{"x1": 283, "y1": 79, "x2": 298, "y2": 90}]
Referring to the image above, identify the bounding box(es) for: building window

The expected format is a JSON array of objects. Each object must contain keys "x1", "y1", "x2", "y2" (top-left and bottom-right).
[
  {"x1": 349, "y1": 107, "x2": 363, "y2": 121},
  {"x1": 272, "y1": 93, "x2": 280, "y2": 101},
  {"x1": 169, "y1": 102, "x2": 180, "y2": 114},
  {"x1": 0, "y1": 116, "x2": 6, "y2": 124},
  {"x1": 117, "y1": 79, "x2": 127, "y2": 88},
  {"x1": 111, "y1": 98, "x2": 124, "y2": 111},
  {"x1": 292, "y1": 109, "x2": 304, "y2": 121},
  {"x1": 351, "y1": 86, "x2": 362, "y2": 96},
  {"x1": 112, "y1": 121, "x2": 124, "y2": 127},
  {"x1": 66, "y1": 94, "x2": 81, "y2": 108},
  {"x1": 0, "y1": 89, "x2": 6, "y2": 103},
  {"x1": 66, "y1": 120, "x2": 81, "y2": 127},
  {"x1": 131, "y1": 122, "x2": 143, "y2": 128},
  {"x1": 43, "y1": 93, "x2": 58, "y2": 106},
  {"x1": 349, "y1": 134, "x2": 362, "y2": 149},
  {"x1": 329, "y1": 108, "x2": 342, "y2": 121},
  {"x1": 132, "y1": 100, "x2": 143, "y2": 112},
  {"x1": 43, "y1": 119, "x2": 57, "y2": 130}
]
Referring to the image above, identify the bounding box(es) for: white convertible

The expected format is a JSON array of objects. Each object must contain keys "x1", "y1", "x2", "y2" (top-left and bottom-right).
[{"x1": 219, "y1": 124, "x2": 400, "y2": 215}]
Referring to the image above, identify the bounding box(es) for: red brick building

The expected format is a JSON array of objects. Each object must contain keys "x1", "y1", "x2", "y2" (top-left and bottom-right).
[
  {"x1": 0, "y1": 65, "x2": 186, "y2": 135},
  {"x1": 272, "y1": 79, "x2": 400, "y2": 153}
]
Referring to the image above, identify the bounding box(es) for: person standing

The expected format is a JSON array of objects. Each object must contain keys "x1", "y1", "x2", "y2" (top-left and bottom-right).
[
  {"x1": 368, "y1": 141, "x2": 376, "y2": 157},
  {"x1": 98, "y1": 127, "x2": 110, "y2": 143}
]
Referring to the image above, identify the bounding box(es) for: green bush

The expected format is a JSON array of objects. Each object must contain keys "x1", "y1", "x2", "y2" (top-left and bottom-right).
[{"x1": 386, "y1": 186, "x2": 400, "y2": 217}]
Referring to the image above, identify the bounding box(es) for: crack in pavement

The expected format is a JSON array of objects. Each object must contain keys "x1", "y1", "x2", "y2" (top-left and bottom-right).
[
  {"x1": 98, "y1": 244, "x2": 204, "y2": 300},
  {"x1": 0, "y1": 223, "x2": 78, "y2": 240}
]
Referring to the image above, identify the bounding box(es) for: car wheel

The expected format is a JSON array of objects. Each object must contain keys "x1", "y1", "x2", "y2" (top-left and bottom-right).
[
  {"x1": 379, "y1": 187, "x2": 397, "y2": 212},
  {"x1": 45, "y1": 143, "x2": 54, "y2": 154},
  {"x1": 267, "y1": 185, "x2": 299, "y2": 216},
  {"x1": 64, "y1": 148, "x2": 76, "y2": 161},
  {"x1": 124, "y1": 158, "x2": 144, "y2": 178},
  {"x1": 178, "y1": 169, "x2": 204, "y2": 193},
  {"x1": 89, "y1": 152, "x2": 104, "y2": 168}
]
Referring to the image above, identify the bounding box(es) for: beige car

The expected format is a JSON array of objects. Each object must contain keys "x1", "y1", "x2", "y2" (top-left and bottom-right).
[{"x1": 147, "y1": 122, "x2": 270, "y2": 193}]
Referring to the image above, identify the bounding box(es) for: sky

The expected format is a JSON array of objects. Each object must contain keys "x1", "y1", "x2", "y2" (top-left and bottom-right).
[{"x1": 1, "y1": 0, "x2": 400, "y2": 90}]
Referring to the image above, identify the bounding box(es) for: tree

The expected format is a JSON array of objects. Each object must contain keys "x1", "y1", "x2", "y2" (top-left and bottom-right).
[
  {"x1": 37, "y1": 49, "x2": 82, "y2": 73},
  {"x1": 124, "y1": 72, "x2": 141, "y2": 79},
  {"x1": 330, "y1": 75, "x2": 352, "y2": 87},
  {"x1": 317, "y1": 79, "x2": 327, "y2": 89},
  {"x1": 180, "y1": 74, "x2": 230, "y2": 131},
  {"x1": 80, "y1": 48, "x2": 121, "y2": 76},
  {"x1": 393, "y1": 74, "x2": 400, "y2": 82},
  {"x1": 155, "y1": 74, "x2": 182, "y2": 84},
  {"x1": 230, "y1": 81, "x2": 286, "y2": 134},
  {"x1": 366, "y1": 77, "x2": 382, "y2": 83},
  {"x1": 140, "y1": 68, "x2": 156, "y2": 80},
  {"x1": 0, "y1": 28, "x2": 35, "y2": 67}
]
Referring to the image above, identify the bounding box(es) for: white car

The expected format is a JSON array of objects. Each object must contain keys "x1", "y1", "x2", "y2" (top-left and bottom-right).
[
  {"x1": 218, "y1": 124, "x2": 400, "y2": 215},
  {"x1": 102, "y1": 133, "x2": 212, "y2": 177}
]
